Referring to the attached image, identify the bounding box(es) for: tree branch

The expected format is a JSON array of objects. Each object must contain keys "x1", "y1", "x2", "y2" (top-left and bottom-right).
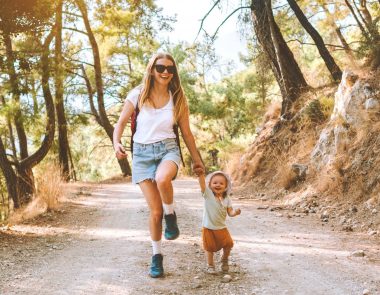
[
  {"x1": 287, "y1": 38, "x2": 360, "y2": 52},
  {"x1": 211, "y1": 6, "x2": 251, "y2": 41},
  {"x1": 62, "y1": 26, "x2": 88, "y2": 35},
  {"x1": 195, "y1": 0, "x2": 221, "y2": 41},
  {"x1": 62, "y1": 11, "x2": 82, "y2": 18}
]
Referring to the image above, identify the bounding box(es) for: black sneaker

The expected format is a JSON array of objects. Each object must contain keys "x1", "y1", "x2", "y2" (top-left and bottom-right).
[
  {"x1": 149, "y1": 254, "x2": 164, "y2": 278},
  {"x1": 164, "y1": 212, "x2": 180, "y2": 240}
]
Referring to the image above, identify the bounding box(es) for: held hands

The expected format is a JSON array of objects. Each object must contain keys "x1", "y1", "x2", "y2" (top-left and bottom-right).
[
  {"x1": 192, "y1": 160, "x2": 205, "y2": 176},
  {"x1": 114, "y1": 143, "x2": 128, "y2": 160}
]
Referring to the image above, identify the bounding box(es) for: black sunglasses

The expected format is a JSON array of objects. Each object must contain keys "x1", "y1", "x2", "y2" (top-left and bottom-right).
[{"x1": 154, "y1": 64, "x2": 176, "y2": 74}]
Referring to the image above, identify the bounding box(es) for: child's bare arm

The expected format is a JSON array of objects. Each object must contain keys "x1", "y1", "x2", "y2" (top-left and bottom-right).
[
  {"x1": 227, "y1": 207, "x2": 241, "y2": 217},
  {"x1": 198, "y1": 173, "x2": 206, "y2": 193}
]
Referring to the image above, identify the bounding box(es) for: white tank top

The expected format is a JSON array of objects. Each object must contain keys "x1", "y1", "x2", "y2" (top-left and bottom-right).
[{"x1": 126, "y1": 87, "x2": 176, "y2": 144}]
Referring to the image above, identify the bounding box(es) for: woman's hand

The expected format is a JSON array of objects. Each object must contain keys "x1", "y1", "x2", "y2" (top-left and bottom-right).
[
  {"x1": 192, "y1": 160, "x2": 205, "y2": 176},
  {"x1": 114, "y1": 143, "x2": 128, "y2": 160}
]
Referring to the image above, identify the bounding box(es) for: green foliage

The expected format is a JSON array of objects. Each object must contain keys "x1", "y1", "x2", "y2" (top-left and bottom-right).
[
  {"x1": 2, "y1": 0, "x2": 378, "y2": 187},
  {"x1": 0, "y1": 0, "x2": 54, "y2": 34},
  {"x1": 68, "y1": 118, "x2": 121, "y2": 181},
  {"x1": 305, "y1": 99, "x2": 325, "y2": 123},
  {"x1": 95, "y1": 0, "x2": 169, "y2": 100}
]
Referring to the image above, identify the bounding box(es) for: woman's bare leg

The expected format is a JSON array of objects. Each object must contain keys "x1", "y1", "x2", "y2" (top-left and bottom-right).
[
  {"x1": 155, "y1": 160, "x2": 178, "y2": 205},
  {"x1": 155, "y1": 160, "x2": 180, "y2": 240},
  {"x1": 139, "y1": 180, "x2": 163, "y2": 241},
  {"x1": 139, "y1": 180, "x2": 165, "y2": 277}
]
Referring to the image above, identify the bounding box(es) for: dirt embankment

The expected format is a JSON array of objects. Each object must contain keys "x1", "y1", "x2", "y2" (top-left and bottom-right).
[{"x1": 231, "y1": 70, "x2": 380, "y2": 236}]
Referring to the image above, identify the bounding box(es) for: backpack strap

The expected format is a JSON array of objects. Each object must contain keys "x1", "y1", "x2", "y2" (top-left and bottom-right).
[{"x1": 173, "y1": 124, "x2": 185, "y2": 167}]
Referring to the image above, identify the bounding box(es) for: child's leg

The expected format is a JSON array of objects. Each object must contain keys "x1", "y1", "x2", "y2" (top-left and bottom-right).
[
  {"x1": 221, "y1": 247, "x2": 232, "y2": 272},
  {"x1": 221, "y1": 247, "x2": 231, "y2": 262},
  {"x1": 206, "y1": 251, "x2": 214, "y2": 266},
  {"x1": 205, "y1": 251, "x2": 217, "y2": 274}
]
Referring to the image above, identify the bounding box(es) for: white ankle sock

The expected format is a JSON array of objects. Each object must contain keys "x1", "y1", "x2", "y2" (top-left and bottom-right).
[
  {"x1": 163, "y1": 203, "x2": 174, "y2": 215},
  {"x1": 152, "y1": 240, "x2": 162, "y2": 255}
]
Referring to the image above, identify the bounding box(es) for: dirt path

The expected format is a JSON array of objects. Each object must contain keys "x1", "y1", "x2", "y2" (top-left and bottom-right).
[{"x1": 1, "y1": 179, "x2": 379, "y2": 295}]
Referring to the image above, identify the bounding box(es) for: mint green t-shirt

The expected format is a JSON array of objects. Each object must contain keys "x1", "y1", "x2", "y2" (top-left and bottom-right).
[{"x1": 202, "y1": 187, "x2": 232, "y2": 230}]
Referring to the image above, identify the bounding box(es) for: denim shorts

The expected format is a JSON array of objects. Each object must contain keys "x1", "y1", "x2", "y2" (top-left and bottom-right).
[{"x1": 132, "y1": 138, "x2": 181, "y2": 184}]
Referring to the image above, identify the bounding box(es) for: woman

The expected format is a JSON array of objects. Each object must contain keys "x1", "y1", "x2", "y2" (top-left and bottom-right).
[{"x1": 113, "y1": 52, "x2": 205, "y2": 278}]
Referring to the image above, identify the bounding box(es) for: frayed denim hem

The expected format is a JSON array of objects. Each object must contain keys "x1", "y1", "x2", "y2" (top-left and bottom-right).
[{"x1": 134, "y1": 177, "x2": 155, "y2": 185}]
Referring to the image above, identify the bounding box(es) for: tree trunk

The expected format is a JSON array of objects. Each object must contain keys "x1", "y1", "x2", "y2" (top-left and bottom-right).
[
  {"x1": 344, "y1": 0, "x2": 371, "y2": 42},
  {"x1": 251, "y1": 0, "x2": 308, "y2": 117},
  {"x1": 335, "y1": 28, "x2": 353, "y2": 56},
  {"x1": 76, "y1": 0, "x2": 131, "y2": 176},
  {"x1": 0, "y1": 138, "x2": 19, "y2": 208},
  {"x1": 287, "y1": 0, "x2": 342, "y2": 81},
  {"x1": 358, "y1": 0, "x2": 379, "y2": 42},
  {"x1": 68, "y1": 145, "x2": 77, "y2": 181},
  {"x1": 80, "y1": 64, "x2": 102, "y2": 126},
  {"x1": 17, "y1": 29, "x2": 56, "y2": 206},
  {"x1": 2, "y1": 30, "x2": 34, "y2": 204},
  {"x1": 3, "y1": 31, "x2": 29, "y2": 159},
  {"x1": 359, "y1": 0, "x2": 373, "y2": 26},
  {"x1": 353, "y1": 0, "x2": 369, "y2": 29},
  {"x1": 322, "y1": 5, "x2": 354, "y2": 58},
  {"x1": 20, "y1": 31, "x2": 56, "y2": 169},
  {"x1": 55, "y1": 0, "x2": 71, "y2": 181},
  {"x1": 0, "y1": 95, "x2": 17, "y2": 159}
]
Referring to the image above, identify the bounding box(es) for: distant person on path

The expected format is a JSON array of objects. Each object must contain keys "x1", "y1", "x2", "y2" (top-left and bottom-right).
[
  {"x1": 113, "y1": 52, "x2": 204, "y2": 278},
  {"x1": 198, "y1": 171, "x2": 241, "y2": 274}
]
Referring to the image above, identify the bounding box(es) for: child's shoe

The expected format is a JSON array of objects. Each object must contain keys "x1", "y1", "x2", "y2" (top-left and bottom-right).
[
  {"x1": 206, "y1": 265, "x2": 217, "y2": 275},
  {"x1": 164, "y1": 212, "x2": 180, "y2": 240},
  {"x1": 221, "y1": 259, "x2": 229, "y2": 273},
  {"x1": 149, "y1": 254, "x2": 164, "y2": 278}
]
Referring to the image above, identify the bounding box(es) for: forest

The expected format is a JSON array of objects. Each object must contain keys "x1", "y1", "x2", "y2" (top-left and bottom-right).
[{"x1": 0, "y1": 0, "x2": 379, "y2": 220}]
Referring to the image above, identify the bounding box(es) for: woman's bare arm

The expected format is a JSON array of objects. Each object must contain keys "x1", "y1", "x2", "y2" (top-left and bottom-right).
[
  {"x1": 178, "y1": 105, "x2": 204, "y2": 175},
  {"x1": 113, "y1": 100, "x2": 135, "y2": 159}
]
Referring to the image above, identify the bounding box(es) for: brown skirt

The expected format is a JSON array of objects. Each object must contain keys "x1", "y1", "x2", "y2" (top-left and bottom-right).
[{"x1": 202, "y1": 227, "x2": 234, "y2": 252}]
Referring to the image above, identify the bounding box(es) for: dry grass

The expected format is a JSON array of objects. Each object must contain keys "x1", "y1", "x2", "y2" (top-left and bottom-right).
[
  {"x1": 35, "y1": 161, "x2": 65, "y2": 211},
  {"x1": 263, "y1": 101, "x2": 281, "y2": 123},
  {"x1": 244, "y1": 151, "x2": 264, "y2": 181},
  {"x1": 225, "y1": 152, "x2": 243, "y2": 177},
  {"x1": 331, "y1": 154, "x2": 349, "y2": 174},
  {"x1": 314, "y1": 166, "x2": 342, "y2": 195},
  {"x1": 319, "y1": 95, "x2": 335, "y2": 118},
  {"x1": 277, "y1": 165, "x2": 297, "y2": 190},
  {"x1": 9, "y1": 162, "x2": 66, "y2": 224}
]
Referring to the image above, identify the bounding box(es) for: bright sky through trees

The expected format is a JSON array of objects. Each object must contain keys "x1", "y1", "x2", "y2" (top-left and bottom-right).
[{"x1": 156, "y1": 0, "x2": 248, "y2": 72}]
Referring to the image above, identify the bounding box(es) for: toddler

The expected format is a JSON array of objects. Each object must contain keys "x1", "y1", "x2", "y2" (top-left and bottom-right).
[{"x1": 198, "y1": 171, "x2": 241, "y2": 274}]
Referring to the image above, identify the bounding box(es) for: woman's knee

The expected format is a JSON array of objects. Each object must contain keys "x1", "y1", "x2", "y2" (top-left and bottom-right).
[{"x1": 155, "y1": 174, "x2": 171, "y2": 190}]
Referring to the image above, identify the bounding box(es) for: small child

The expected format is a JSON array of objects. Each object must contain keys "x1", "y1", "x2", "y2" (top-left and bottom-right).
[{"x1": 198, "y1": 170, "x2": 241, "y2": 274}]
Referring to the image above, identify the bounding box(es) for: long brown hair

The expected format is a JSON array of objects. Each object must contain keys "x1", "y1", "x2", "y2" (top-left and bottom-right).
[{"x1": 138, "y1": 52, "x2": 187, "y2": 123}]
